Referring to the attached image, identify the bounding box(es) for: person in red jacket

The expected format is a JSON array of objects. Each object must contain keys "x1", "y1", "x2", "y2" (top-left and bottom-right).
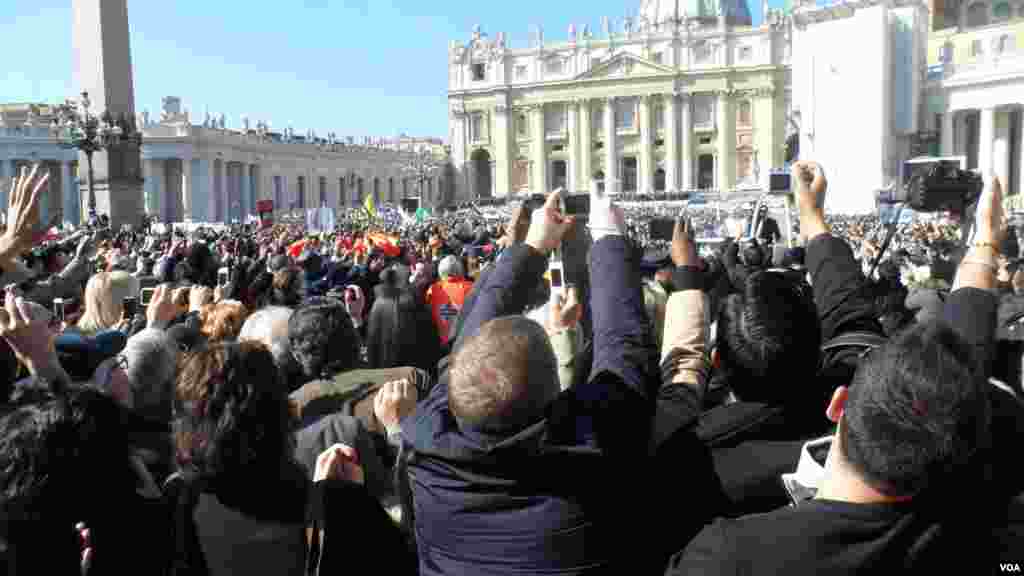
[{"x1": 426, "y1": 255, "x2": 473, "y2": 346}]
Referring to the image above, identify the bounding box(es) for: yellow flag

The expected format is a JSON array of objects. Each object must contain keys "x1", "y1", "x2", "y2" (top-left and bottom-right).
[{"x1": 363, "y1": 193, "x2": 377, "y2": 219}]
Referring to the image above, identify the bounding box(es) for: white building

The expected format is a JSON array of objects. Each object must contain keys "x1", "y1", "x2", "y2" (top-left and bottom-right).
[
  {"x1": 791, "y1": 0, "x2": 929, "y2": 214},
  {"x1": 926, "y1": 0, "x2": 1024, "y2": 200},
  {"x1": 0, "y1": 97, "x2": 453, "y2": 225},
  {"x1": 447, "y1": 0, "x2": 794, "y2": 200}
]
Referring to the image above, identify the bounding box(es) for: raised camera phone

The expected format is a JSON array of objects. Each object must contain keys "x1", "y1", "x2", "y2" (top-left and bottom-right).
[
  {"x1": 649, "y1": 218, "x2": 676, "y2": 242},
  {"x1": 140, "y1": 287, "x2": 156, "y2": 306},
  {"x1": 123, "y1": 296, "x2": 138, "y2": 319},
  {"x1": 218, "y1": 267, "x2": 230, "y2": 287},
  {"x1": 53, "y1": 298, "x2": 66, "y2": 323},
  {"x1": 563, "y1": 194, "x2": 590, "y2": 216},
  {"x1": 548, "y1": 258, "x2": 565, "y2": 301}
]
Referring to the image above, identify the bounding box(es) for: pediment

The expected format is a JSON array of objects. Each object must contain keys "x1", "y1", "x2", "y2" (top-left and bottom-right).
[{"x1": 576, "y1": 52, "x2": 674, "y2": 80}]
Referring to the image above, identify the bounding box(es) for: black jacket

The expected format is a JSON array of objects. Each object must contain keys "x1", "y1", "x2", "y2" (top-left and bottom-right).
[{"x1": 365, "y1": 284, "x2": 442, "y2": 375}]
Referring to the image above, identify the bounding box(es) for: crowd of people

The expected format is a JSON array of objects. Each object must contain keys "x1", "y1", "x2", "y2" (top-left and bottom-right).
[{"x1": 0, "y1": 160, "x2": 1021, "y2": 575}]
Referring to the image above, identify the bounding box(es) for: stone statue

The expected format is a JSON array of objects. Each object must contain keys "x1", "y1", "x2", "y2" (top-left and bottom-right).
[
  {"x1": 242, "y1": 116, "x2": 250, "y2": 132},
  {"x1": 217, "y1": 113, "x2": 226, "y2": 129},
  {"x1": 203, "y1": 110, "x2": 212, "y2": 128},
  {"x1": 623, "y1": 16, "x2": 633, "y2": 37},
  {"x1": 602, "y1": 16, "x2": 610, "y2": 37},
  {"x1": 137, "y1": 111, "x2": 147, "y2": 130},
  {"x1": 582, "y1": 23, "x2": 591, "y2": 38},
  {"x1": 183, "y1": 108, "x2": 190, "y2": 124},
  {"x1": 496, "y1": 32, "x2": 505, "y2": 48},
  {"x1": 472, "y1": 24, "x2": 482, "y2": 40},
  {"x1": 568, "y1": 23, "x2": 577, "y2": 42}
]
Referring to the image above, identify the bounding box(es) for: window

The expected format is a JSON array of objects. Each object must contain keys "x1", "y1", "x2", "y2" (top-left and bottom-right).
[
  {"x1": 655, "y1": 101, "x2": 665, "y2": 131},
  {"x1": 616, "y1": 98, "x2": 637, "y2": 130},
  {"x1": 516, "y1": 113, "x2": 529, "y2": 138},
  {"x1": 319, "y1": 176, "x2": 327, "y2": 205},
  {"x1": 472, "y1": 63, "x2": 486, "y2": 81},
  {"x1": 994, "y1": 1, "x2": 1012, "y2": 20},
  {"x1": 470, "y1": 113, "x2": 485, "y2": 142},
  {"x1": 389, "y1": 178, "x2": 395, "y2": 202},
  {"x1": 738, "y1": 46, "x2": 753, "y2": 61},
  {"x1": 971, "y1": 38, "x2": 985, "y2": 57},
  {"x1": 273, "y1": 176, "x2": 283, "y2": 208},
  {"x1": 652, "y1": 52, "x2": 664, "y2": 64},
  {"x1": 693, "y1": 94, "x2": 714, "y2": 127},
  {"x1": 967, "y1": 2, "x2": 988, "y2": 26},
  {"x1": 515, "y1": 65, "x2": 528, "y2": 80},
  {"x1": 545, "y1": 58, "x2": 564, "y2": 75},
  {"x1": 738, "y1": 101, "x2": 752, "y2": 126},
  {"x1": 297, "y1": 176, "x2": 306, "y2": 209},
  {"x1": 339, "y1": 178, "x2": 346, "y2": 206},
  {"x1": 620, "y1": 157, "x2": 638, "y2": 193},
  {"x1": 545, "y1": 103, "x2": 567, "y2": 135}
]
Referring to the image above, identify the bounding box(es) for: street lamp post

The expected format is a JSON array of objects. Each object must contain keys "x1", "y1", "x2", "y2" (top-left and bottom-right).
[
  {"x1": 51, "y1": 91, "x2": 142, "y2": 223},
  {"x1": 400, "y1": 146, "x2": 444, "y2": 208}
]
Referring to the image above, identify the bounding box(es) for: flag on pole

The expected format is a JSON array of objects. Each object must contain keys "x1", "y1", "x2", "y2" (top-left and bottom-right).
[
  {"x1": 363, "y1": 194, "x2": 377, "y2": 219},
  {"x1": 415, "y1": 206, "x2": 429, "y2": 223}
]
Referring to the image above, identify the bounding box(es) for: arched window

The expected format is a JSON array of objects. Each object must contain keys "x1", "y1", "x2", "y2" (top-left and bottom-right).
[
  {"x1": 993, "y1": 1, "x2": 1012, "y2": 20},
  {"x1": 967, "y1": 2, "x2": 989, "y2": 26}
]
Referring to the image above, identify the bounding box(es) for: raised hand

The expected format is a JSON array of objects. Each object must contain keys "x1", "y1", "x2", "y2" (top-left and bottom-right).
[
  {"x1": 373, "y1": 379, "x2": 418, "y2": 433},
  {"x1": 0, "y1": 164, "x2": 47, "y2": 262},
  {"x1": 671, "y1": 215, "x2": 699, "y2": 268},
  {"x1": 525, "y1": 191, "x2": 575, "y2": 255},
  {"x1": 314, "y1": 443, "x2": 365, "y2": 485}
]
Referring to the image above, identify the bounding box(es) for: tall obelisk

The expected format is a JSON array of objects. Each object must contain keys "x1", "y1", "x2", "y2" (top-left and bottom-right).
[{"x1": 72, "y1": 0, "x2": 143, "y2": 229}]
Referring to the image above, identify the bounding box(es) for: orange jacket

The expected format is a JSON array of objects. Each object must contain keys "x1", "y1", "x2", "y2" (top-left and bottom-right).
[{"x1": 426, "y1": 277, "x2": 474, "y2": 345}]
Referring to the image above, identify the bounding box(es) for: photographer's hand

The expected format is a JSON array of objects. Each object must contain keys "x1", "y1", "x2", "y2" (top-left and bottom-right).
[
  {"x1": 792, "y1": 161, "x2": 830, "y2": 243},
  {"x1": 0, "y1": 165, "x2": 46, "y2": 264},
  {"x1": 955, "y1": 175, "x2": 1004, "y2": 293}
]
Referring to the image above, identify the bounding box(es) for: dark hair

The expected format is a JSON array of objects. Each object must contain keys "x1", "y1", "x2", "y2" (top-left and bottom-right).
[
  {"x1": 271, "y1": 268, "x2": 303, "y2": 308},
  {"x1": 288, "y1": 298, "x2": 359, "y2": 380},
  {"x1": 717, "y1": 270, "x2": 821, "y2": 404},
  {"x1": 174, "y1": 342, "x2": 292, "y2": 477},
  {"x1": 1, "y1": 386, "x2": 136, "y2": 573},
  {"x1": 841, "y1": 322, "x2": 989, "y2": 497}
]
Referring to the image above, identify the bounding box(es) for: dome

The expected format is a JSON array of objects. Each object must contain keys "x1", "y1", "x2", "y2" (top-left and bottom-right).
[{"x1": 639, "y1": 0, "x2": 752, "y2": 26}]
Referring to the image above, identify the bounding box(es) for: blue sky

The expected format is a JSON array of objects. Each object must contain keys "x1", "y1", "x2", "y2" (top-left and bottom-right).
[{"x1": 2, "y1": 0, "x2": 786, "y2": 139}]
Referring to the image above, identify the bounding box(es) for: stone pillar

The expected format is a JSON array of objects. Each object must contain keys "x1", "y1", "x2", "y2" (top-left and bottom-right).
[
  {"x1": 942, "y1": 109, "x2": 955, "y2": 157},
  {"x1": 605, "y1": 97, "x2": 618, "y2": 193},
  {"x1": 681, "y1": 94, "x2": 693, "y2": 189},
  {"x1": 716, "y1": 91, "x2": 736, "y2": 192},
  {"x1": 993, "y1": 110, "x2": 1012, "y2": 197},
  {"x1": 240, "y1": 163, "x2": 251, "y2": 219},
  {"x1": 639, "y1": 95, "x2": 654, "y2": 195},
  {"x1": 250, "y1": 165, "x2": 259, "y2": 212},
  {"x1": 979, "y1": 107, "x2": 995, "y2": 178},
  {"x1": 665, "y1": 94, "x2": 678, "y2": 192},
  {"x1": 567, "y1": 101, "x2": 578, "y2": 192},
  {"x1": 531, "y1": 105, "x2": 547, "y2": 194},
  {"x1": 181, "y1": 159, "x2": 192, "y2": 221},
  {"x1": 494, "y1": 105, "x2": 513, "y2": 197},
  {"x1": 72, "y1": 0, "x2": 143, "y2": 228},
  {"x1": 579, "y1": 99, "x2": 592, "y2": 186},
  {"x1": 61, "y1": 161, "x2": 78, "y2": 227},
  {"x1": 151, "y1": 159, "x2": 165, "y2": 221},
  {"x1": 1019, "y1": 110, "x2": 1024, "y2": 198}
]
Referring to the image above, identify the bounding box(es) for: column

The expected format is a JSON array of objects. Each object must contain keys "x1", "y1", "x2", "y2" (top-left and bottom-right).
[
  {"x1": 665, "y1": 94, "x2": 679, "y2": 192},
  {"x1": 979, "y1": 107, "x2": 995, "y2": 178},
  {"x1": 567, "y1": 101, "x2": 578, "y2": 192},
  {"x1": 605, "y1": 97, "x2": 618, "y2": 193},
  {"x1": 250, "y1": 165, "x2": 260, "y2": 212},
  {"x1": 151, "y1": 160, "x2": 166, "y2": 221},
  {"x1": 531, "y1": 105, "x2": 547, "y2": 194},
  {"x1": 181, "y1": 159, "x2": 192, "y2": 221},
  {"x1": 579, "y1": 99, "x2": 593, "y2": 188},
  {"x1": 0, "y1": 159, "x2": 9, "y2": 209},
  {"x1": 493, "y1": 105, "x2": 513, "y2": 197},
  {"x1": 1018, "y1": 111, "x2": 1024, "y2": 198},
  {"x1": 681, "y1": 94, "x2": 693, "y2": 189},
  {"x1": 942, "y1": 109, "x2": 955, "y2": 156},
  {"x1": 240, "y1": 163, "x2": 251, "y2": 218},
  {"x1": 716, "y1": 91, "x2": 736, "y2": 192},
  {"x1": 206, "y1": 159, "x2": 219, "y2": 223},
  {"x1": 993, "y1": 110, "x2": 1011, "y2": 196},
  {"x1": 61, "y1": 161, "x2": 77, "y2": 227},
  {"x1": 639, "y1": 95, "x2": 654, "y2": 195}
]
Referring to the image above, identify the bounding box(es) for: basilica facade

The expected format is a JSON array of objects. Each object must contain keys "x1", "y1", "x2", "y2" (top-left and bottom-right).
[{"x1": 447, "y1": 0, "x2": 793, "y2": 200}]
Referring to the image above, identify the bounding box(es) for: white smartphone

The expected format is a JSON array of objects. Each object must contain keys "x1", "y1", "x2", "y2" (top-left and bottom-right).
[{"x1": 548, "y1": 258, "x2": 565, "y2": 301}]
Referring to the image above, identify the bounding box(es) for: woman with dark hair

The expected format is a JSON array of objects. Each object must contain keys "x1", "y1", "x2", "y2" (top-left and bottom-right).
[{"x1": 171, "y1": 341, "x2": 307, "y2": 575}]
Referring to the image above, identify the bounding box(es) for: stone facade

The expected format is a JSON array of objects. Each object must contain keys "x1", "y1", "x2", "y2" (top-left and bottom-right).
[{"x1": 447, "y1": 0, "x2": 791, "y2": 200}]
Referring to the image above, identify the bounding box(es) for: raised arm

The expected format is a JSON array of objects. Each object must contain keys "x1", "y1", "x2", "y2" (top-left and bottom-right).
[
  {"x1": 795, "y1": 161, "x2": 884, "y2": 341},
  {"x1": 587, "y1": 187, "x2": 656, "y2": 400},
  {"x1": 946, "y1": 175, "x2": 1004, "y2": 376},
  {"x1": 455, "y1": 192, "x2": 572, "y2": 349}
]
